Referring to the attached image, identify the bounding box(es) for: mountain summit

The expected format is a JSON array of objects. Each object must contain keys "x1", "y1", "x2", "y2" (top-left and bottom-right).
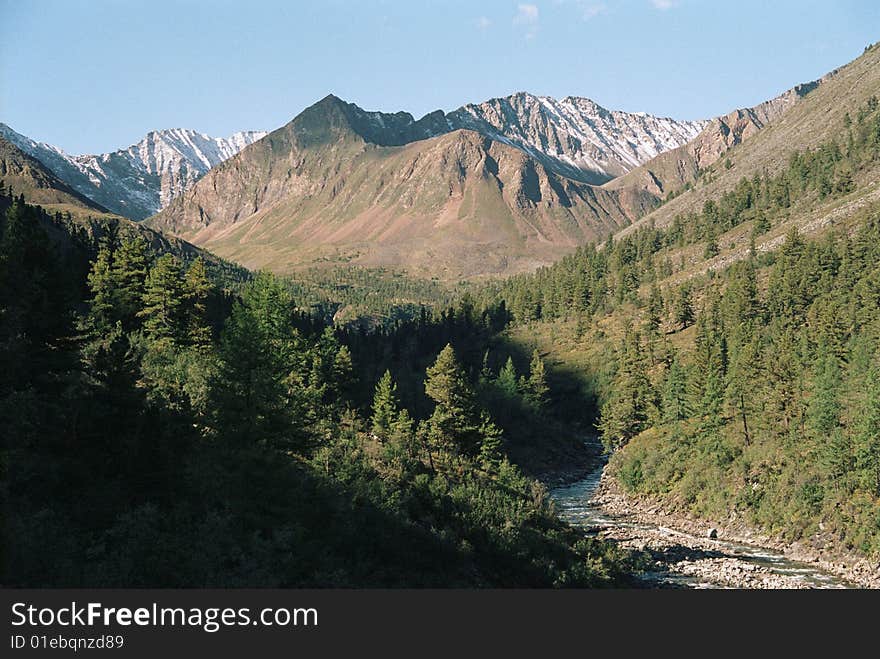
[{"x1": 292, "y1": 92, "x2": 706, "y2": 184}]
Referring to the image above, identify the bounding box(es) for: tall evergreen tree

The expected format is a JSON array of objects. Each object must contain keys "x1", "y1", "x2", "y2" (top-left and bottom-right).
[
  {"x1": 139, "y1": 254, "x2": 185, "y2": 345},
  {"x1": 183, "y1": 257, "x2": 213, "y2": 349},
  {"x1": 524, "y1": 349, "x2": 549, "y2": 411},
  {"x1": 661, "y1": 354, "x2": 690, "y2": 425},
  {"x1": 496, "y1": 356, "x2": 519, "y2": 400},
  {"x1": 673, "y1": 284, "x2": 695, "y2": 331},
  {"x1": 854, "y1": 366, "x2": 880, "y2": 496},
  {"x1": 424, "y1": 344, "x2": 483, "y2": 457},
  {"x1": 111, "y1": 236, "x2": 149, "y2": 330},
  {"x1": 371, "y1": 370, "x2": 399, "y2": 439},
  {"x1": 598, "y1": 329, "x2": 653, "y2": 450},
  {"x1": 807, "y1": 345, "x2": 842, "y2": 439}
]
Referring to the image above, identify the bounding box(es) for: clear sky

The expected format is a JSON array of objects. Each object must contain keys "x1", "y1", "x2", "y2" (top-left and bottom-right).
[{"x1": 1, "y1": 0, "x2": 878, "y2": 155}]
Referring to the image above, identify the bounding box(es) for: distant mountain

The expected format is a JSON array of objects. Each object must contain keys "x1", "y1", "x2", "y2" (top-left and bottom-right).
[
  {"x1": 306, "y1": 92, "x2": 707, "y2": 184},
  {"x1": 446, "y1": 92, "x2": 707, "y2": 184},
  {"x1": 614, "y1": 48, "x2": 867, "y2": 245},
  {"x1": 147, "y1": 94, "x2": 662, "y2": 278},
  {"x1": 0, "y1": 135, "x2": 112, "y2": 215},
  {"x1": 0, "y1": 134, "x2": 247, "y2": 289},
  {"x1": 0, "y1": 124, "x2": 267, "y2": 220}
]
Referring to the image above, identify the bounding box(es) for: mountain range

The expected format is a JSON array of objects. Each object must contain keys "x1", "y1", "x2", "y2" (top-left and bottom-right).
[
  {"x1": 142, "y1": 87, "x2": 806, "y2": 278},
  {"x1": 2, "y1": 75, "x2": 835, "y2": 278}
]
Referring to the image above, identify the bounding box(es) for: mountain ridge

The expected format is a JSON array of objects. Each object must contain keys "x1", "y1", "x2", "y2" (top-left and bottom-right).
[
  {"x1": 0, "y1": 123, "x2": 267, "y2": 220},
  {"x1": 603, "y1": 75, "x2": 831, "y2": 199},
  {"x1": 146, "y1": 97, "x2": 663, "y2": 278}
]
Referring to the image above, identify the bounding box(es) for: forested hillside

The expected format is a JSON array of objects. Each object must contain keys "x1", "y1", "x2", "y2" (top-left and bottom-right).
[
  {"x1": 0, "y1": 191, "x2": 639, "y2": 586},
  {"x1": 475, "y1": 87, "x2": 880, "y2": 562}
]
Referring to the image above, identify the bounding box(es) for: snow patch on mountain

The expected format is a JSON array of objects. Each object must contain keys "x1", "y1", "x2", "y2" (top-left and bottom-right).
[
  {"x1": 446, "y1": 92, "x2": 708, "y2": 183},
  {"x1": 0, "y1": 123, "x2": 266, "y2": 219}
]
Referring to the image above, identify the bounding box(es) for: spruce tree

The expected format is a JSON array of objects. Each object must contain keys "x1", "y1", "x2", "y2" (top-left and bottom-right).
[
  {"x1": 496, "y1": 356, "x2": 519, "y2": 400},
  {"x1": 854, "y1": 366, "x2": 880, "y2": 495},
  {"x1": 598, "y1": 330, "x2": 653, "y2": 450},
  {"x1": 807, "y1": 345, "x2": 842, "y2": 438},
  {"x1": 184, "y1": 256, "x2": 213, "y2": 348},
  {"x1": 86, "y1": 243, "x2": 116, "y2": 332},
  {"x1": 478, "y1": 412, "x2": 504, "y2": 472},
  {"x1": 662, "y1": 354, "x2": 690, "y2": 424},
  {"x1": 673, "y1": 285, "x2": 695, "y2": 331}
]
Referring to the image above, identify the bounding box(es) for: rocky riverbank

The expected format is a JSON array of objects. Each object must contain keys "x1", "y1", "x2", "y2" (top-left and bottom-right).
[{"x1": 592, "y1": 468, "x2": 880, "y2": 589}]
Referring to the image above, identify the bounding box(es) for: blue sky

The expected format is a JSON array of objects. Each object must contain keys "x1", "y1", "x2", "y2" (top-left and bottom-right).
[{"x1": 1, "y1": 0, "x2": 878, "y2": 154}]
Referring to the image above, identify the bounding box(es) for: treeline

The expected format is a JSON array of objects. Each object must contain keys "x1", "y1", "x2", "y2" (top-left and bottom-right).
[{"x1": 0, "y1": 193, "x2": 638, "y2": 586}]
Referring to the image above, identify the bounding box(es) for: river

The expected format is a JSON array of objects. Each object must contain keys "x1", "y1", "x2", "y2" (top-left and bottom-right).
[{"x1": 550, "y1": 456, "x2": 856, "y2": 589}]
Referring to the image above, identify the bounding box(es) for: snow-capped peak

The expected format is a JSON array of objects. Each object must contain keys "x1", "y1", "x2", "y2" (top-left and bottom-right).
[
  {"x1": 445, "y1": 93, "x2": 708, "y2": 183},
  {"x1": 0, "y1": 123, "x2": 267, "y2": 219}
]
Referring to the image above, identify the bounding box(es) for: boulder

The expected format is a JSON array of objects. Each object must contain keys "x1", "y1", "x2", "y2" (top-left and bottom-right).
[{"x1": 706, "y1": 528, "x2": 719, "y2": 539}]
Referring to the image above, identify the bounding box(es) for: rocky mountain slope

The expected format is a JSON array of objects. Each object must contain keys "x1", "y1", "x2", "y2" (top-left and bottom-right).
[
  {"x1": 0, "y1": 135, "x2": 112, "y2": 216},
  {"x1": 2, "y1": 91, "x2": 701, "y2": 226},
  {"x1": 147, "y1": 95, "x2": 662, "y2": 278},
  {"x1": 0, "y1": 124, "x2": 266, "y2": 220},
  {"x1": 301, "y1": 92, "x2": 706, "y2": 184},
  {"x1": 447, "y1": 92, "x2": 706, "y2": 184}
]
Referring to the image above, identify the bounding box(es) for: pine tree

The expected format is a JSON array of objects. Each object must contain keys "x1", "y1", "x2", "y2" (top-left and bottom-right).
[
  {"x1": 139, "y1": 254, "x2": 185, "y2": 345},
  {"x1": 662, "y1": 354, "x2": 690, "y2": 424},
  {"x1": 425, "y1": 344, "x2": 482, "y2": 457},
  {"x1": 111, "y1": 236, "x2": 149, "y2": 330},
  {"x1": 478, "y1": 412, "x2": 504, "y2": 472},
  {"x1": 371, "y1": 370, "x2": 399, "y2": 440},
  {"x1": 212, "y1": 276, "x2": 306, "y2": 449},
  {"x1": 85, "y1": 243, "x2": 117, "y2": 331},
  {"x1": 854, "y1": 366, "x2": 880, "y2": 495},
  {"x1": 496, "y1": 356, "x2": 519, "y2": 400},
  {"x1": 725, "y1": 336, "x2": 761, "y2": 445},
  {"x1": 807, "y1": 345, "x2": 842, "y2": 438},
  {"x1": 647, "y1": 283, "x2": 663, "y2": 333},
  {"x1": 183, "y1": 257, "x2": 213, "y2": 348},
  {"x1": 598, "y1": 329, "x2": 653, "y2": 450},
  {"x1": 673, "y1": 284, "x2": 695, "y2": 331},
  {"x1": 524, "y1": 349, "x2": 549, "y2": 411},
  {"x1": 693, "y1": 293, "x2": 727, "y2": 431},
  {"x1": 332, "y1": 345, "x2": 355, "y2": 402}
]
